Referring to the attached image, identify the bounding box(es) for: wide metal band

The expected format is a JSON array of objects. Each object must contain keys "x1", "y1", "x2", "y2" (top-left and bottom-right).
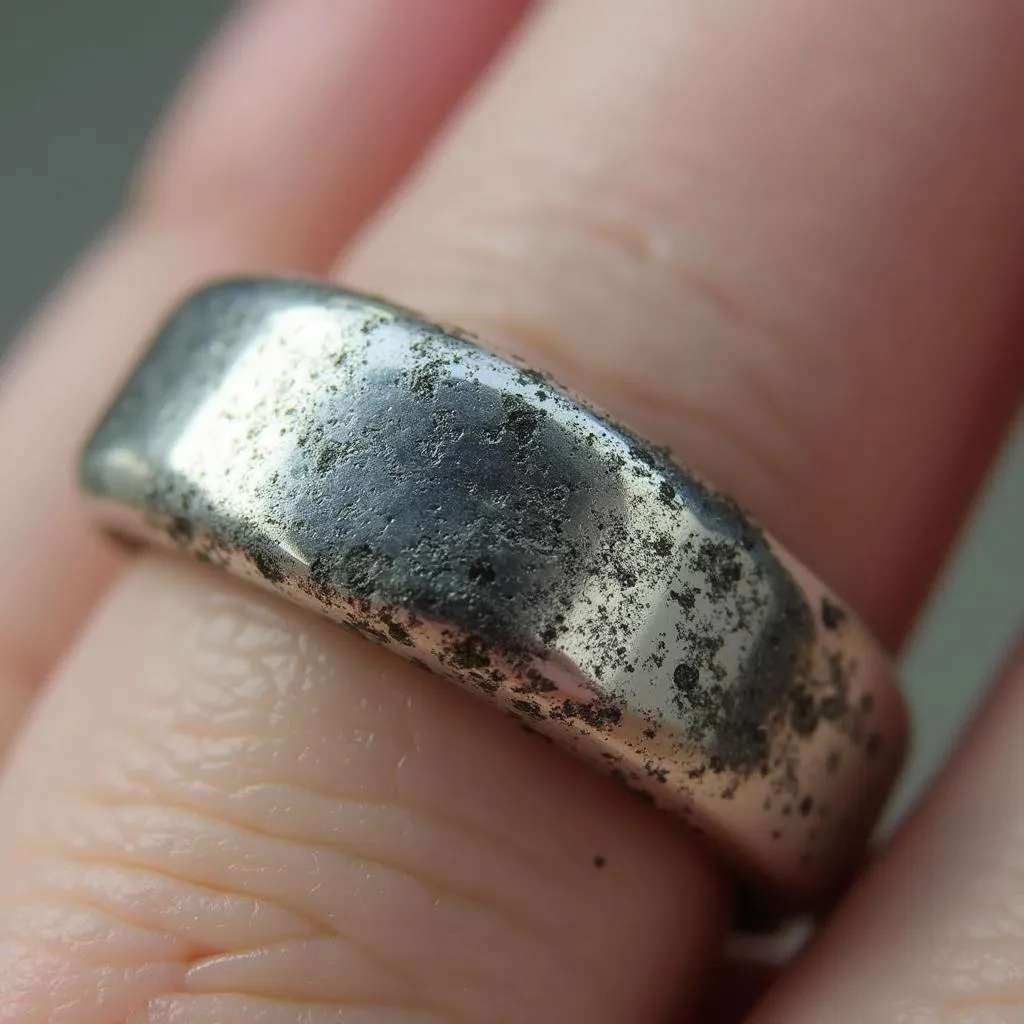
[{"x1": 80, "y1": 278, "x2": 906, "y2": 908}]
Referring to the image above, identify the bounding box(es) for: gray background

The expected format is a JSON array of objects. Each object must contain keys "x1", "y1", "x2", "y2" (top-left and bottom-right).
[{"x1": 1, "y1": 1, "x2": 1020, "y2": 818}]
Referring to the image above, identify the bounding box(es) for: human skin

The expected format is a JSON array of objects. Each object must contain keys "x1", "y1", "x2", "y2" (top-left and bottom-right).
[{"x1": 0, "y1": 1, "x2": 1021, "y2": 1021}]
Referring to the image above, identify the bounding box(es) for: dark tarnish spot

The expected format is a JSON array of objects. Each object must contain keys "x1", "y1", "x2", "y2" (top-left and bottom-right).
[
  {"x1": 501, "y1": 392, "x2": 544, "y2": 442},
  {"x1": 613, "y1": 563, "x2": 638, "y2": 589},
  {"x1": 309, "y1": 543, "x2": 387, "y2": 601},
  {"x1": 248, "y1": 544, "x2": 284, "y2": 583},
  {"x1": 673, "y1": 662, "x2": 700, "y2": 690},
  {"x1": 555, "y1": 699, "x2": 622, "y2": 730},
  {"x1": 386, "y1": 620, "x2": 413, "y2": 646},
  {"x1": 449, "y1": 635, "x2": 492, "y2": 670},
  {"x1": 467, "y1": 559, "x2": 496, "y2": 584},
  {"x1": 286, "y1": 366, "x2": 625, "y2": 673},
  {"x1": 85, "y1": 281, "x2": 860, "y2": 864},
  {"x1": 346, "y1": 619, "x2": 391, "y2": 644},
  {"x1": 820, "y1": 596, "x2": 847, "y2": 630},
  {"x1": 518, "y1": 668, "x2": 557, "y2": 694},
  {"x1": 510, "y1": 697, "x2": 543, "y2": 720},
  {"x1": 691, "y1": 538, "x2": 743, "y2": 603},
  {"x1": 789, "y1": 686, "x2": 819, "y2": 736},
  {"x1": 168, "y1": 516, "x2": 194, "y2": 544},
  {"x1": 820, "y1": 695, "x2": 846, "y2": 720},
  {"x1": 651, "y1": 533, "x2": 674, "y2": 558}
]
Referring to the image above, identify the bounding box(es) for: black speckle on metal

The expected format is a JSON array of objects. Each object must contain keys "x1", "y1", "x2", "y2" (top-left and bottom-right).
[{"x1": 79, "y1": 278, "x2": 905, "y2": 908}]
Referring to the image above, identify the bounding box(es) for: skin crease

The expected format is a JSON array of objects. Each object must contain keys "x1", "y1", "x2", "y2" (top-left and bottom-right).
[
  {"x1": 0, "y1": 0, "x2": 1020, "y2": 1021},
  {"x1": 0, "y1": 560, "x2": 721, "y2": 1023}
]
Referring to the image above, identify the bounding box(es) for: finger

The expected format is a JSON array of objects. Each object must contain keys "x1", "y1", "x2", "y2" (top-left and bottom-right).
[
  {"x1": 0, "y1": 0, "x2": 527, "y2": 744},
  {"x1": 341, "y1": 0, "x2": 1024, "y2": 648},
  {"x1": 0, "y1": 558, "x2": 726, "y2": 1023},
  {"x1": 0, "y1": 0, "x2": 981, "y2": 1018},
  {"x1": 748, "y1": 635, "x2": 1024, "y2": 1023},
  {"x1": 15, "y1": 0, "x2": 1017, "y2": 1016}
]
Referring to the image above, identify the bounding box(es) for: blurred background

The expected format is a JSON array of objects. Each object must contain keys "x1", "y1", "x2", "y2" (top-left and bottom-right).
[{"x1": 1, "y1": 1, "x2": 1020, "y2": 819}]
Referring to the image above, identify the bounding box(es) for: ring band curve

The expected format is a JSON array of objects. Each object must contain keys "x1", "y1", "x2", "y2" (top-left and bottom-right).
[{"x1": 79, "y1": 278, "x2": 907, "y2": 910}]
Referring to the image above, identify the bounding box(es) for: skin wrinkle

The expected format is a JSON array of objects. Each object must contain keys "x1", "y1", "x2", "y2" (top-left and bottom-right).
[
  {"x1": 36, "y1": 837, "x2": 481, "y2": 1000},
  {"x1": 0, "y1": 567, "x2": 647, "y2": 1020},
  {"x1": 160, "y1": 995, "x2": 456, "y2": 1012},
  {"x1": 33, "y1": 860, "x2": 321, "y2": 954},
  {"x1": 43, "y1": 796, "x2": 566, "y2": 969},
  {"x1": 2, "y1": 918, "x2": 189, "y2": 1023},
  {"x1": 2, "y1": 902, "x2": 188, "y2": 966},
  {"x1": 181, "y1": 936, "x2": 418, "y2": 993},
  {"x1": 56, "y1": 682, "x2": 592, "y2": 947},
  {"x1": 11, "y1": 897, "x2": 191, "y2": 964},
  {"x1": 116, "y1": 583, "x2": 636, "y2": 914},
  {"x1": 180, "y1": 953, "x2": 473, "y2": 1023},
  {"x1": 176, "y1": 942, "x2": 480, "y2": 1024},
  {"x1": 176, "y1": 995, "x2": 462, "y2": 1013},
  {"x1": 132, "y1": 992, "x2": 454, "y2": 1024},
  {"x1": 149, "y1": 721, "x2": 579, "y2": 891},
  {"x1": 0, "y1": 946, "x2": 185, "y2": 1024},
  {"x1": 16, "y1": 857, "x2": 472, "y2": 1020},
  {"x1": 165, "y1": 775, "x2": 575, "y2": 915},
  {"x1": 11, "y1": 813, "x2": 422, "y2": 998},
  {"x1": 339, "y1": 0, "x2": 1024, "y2": 660},
  {"x1": 29, "y1": 851, "x2": 331, "y2": 958}
]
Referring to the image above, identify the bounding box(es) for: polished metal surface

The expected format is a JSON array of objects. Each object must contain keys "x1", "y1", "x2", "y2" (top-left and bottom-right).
[{"x1": 80, "y1": 278, "x2": 907, "y2": 907}]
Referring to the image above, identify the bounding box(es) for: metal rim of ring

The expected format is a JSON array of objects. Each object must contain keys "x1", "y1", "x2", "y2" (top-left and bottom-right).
[{"x1": 79, "y1": 277, "x2": 908, "y2": 911}]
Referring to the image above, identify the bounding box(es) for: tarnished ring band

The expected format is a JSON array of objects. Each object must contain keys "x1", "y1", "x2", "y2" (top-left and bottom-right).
[{"x1": 79, "y1": 278, "x2": 906, "y2": 909}]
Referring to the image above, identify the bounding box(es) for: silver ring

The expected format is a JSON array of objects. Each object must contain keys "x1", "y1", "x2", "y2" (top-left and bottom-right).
[{"x1": 79, "y1": 278, "x2": 907, "y2": 909}]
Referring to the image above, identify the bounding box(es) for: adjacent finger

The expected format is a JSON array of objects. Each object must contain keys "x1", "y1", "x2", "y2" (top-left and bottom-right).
[
  {"x1": 0, "y1": 0, "x2": 527, "y2": 746},
  {"x1": 342, "y1": 0, "x2": 1024, "y2": 647},
  {"x1": 749, "y1": 636, "x2": 1024, "y2": 1023},
  {"x1": 0, "y1": 558, "x2": 726, "y2": 1023}
]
